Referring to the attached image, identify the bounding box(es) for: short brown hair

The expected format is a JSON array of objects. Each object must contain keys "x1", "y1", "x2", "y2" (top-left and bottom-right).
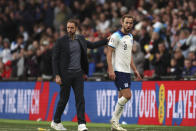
[
  {"x1": 121, "y1": 15, "x2": 134, "y2": 22},
  {"x1": 67, "y1": 19, "x2": 78, "y2": 27}
]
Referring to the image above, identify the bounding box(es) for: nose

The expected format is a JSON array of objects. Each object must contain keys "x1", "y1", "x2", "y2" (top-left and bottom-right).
[{"x1": 128, "y1": 23, "x2": 131, "y2": 26}]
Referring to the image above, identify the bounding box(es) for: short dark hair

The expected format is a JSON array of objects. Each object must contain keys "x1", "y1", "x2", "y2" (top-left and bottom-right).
[
  {"x1": 17, "y1": 34, "x2": 24, "y2": 39},
  {"x1": 185, "y1": 58, "x2": 191, "y2": 62},
  {"x1": 67, "y1": 19, "x2": 78, "y2": 27},
  {"x1": 121, "y1": 15, "x2": 134, "y2": 22}
]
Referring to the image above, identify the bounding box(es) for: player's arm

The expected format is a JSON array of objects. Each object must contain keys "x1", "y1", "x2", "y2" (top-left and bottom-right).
[
  {"x1": 107, "y1": 34, "x2": 118, "y2": 80},
  {"x1": 107, "y1": 46, "x2": 115, "y2": 80},
  {"x1": 130, "y1": 55, "x2": 142, "y2": 80}
]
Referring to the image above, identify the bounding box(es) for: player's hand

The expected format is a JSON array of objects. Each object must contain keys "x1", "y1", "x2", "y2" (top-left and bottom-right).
[
  {"x1": 108, "y1": 70, "x2": 116, "y2": 80},
  {"x1": 55, "y1": 75, "x2": 62, "y2": 85},
  {"x1": 134, "y1": 71, "x2": 142, "y2": 81},
  {"x1": 107, "y1": 35, "x2": 111, "y2": 41},
  {"x1": 83, "y1": 74, "x2": 88, "y2": 81}
]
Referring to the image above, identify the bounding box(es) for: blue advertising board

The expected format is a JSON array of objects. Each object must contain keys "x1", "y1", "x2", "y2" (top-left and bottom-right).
[{"x1": 0, "y1": 81, "x2": 195, "y2": 126}]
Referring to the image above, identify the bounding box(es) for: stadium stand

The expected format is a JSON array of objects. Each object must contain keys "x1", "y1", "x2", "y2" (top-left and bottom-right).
[{"x1": 0, "y1": 0, "x2": 196, "y2": 81}]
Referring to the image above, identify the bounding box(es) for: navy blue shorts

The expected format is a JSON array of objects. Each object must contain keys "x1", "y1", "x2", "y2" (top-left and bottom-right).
[{"x1": 114, "y1": 71, "x2": 131, "y2": 91}]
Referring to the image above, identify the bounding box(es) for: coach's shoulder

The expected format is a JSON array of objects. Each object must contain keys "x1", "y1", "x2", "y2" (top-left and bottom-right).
[
  {"x1": 57, "y1": 35, "x2": 69, "y2": 41},
  {"x1": 56, "y1": 35, "x2": 68, "y2": 43}
]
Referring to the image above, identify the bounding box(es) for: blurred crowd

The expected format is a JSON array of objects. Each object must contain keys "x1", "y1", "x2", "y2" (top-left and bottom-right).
[{"x1": 0, "y1": 0, "x2": 196, "y2": 81}]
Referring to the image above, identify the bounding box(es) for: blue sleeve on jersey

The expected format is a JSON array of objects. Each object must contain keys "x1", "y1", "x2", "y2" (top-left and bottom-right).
[{"x1": 108, "y1": 44, "x2": 116, "y2": 48}]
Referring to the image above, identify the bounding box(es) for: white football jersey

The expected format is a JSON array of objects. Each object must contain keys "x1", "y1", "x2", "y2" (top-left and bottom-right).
[{"x1": 108, "y1": 30, "x2": 133, "y2": 73}]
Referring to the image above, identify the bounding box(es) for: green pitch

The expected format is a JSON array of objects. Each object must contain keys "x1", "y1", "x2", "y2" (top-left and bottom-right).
[{"x1": 0, "y1": 119, "x2": 195, "y2": 131}]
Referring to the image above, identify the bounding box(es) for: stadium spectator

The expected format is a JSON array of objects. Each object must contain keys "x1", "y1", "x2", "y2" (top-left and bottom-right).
[
  {"x1": 174, "y1": 49, "x2": 185, "y2": 69},
  {"x1": 167, "y1": 58, "x2": 182, "y2": 79},
  {"x1": 96, "y1": 13, "x2": 110, "y2": 34},
  {"x1": 111, "y1": 10, "x2": 121, "y2": 31},
  {"x1": 17, "y1": 2, "x2": 35, "y2": 34},
  {"x1": 12, "y1": 48, "x2": 25, "y2": 79},
  {"x1": 42, "y1": 1, "x2": 55, "y2": 28},
  {"x1": 132, "y1": 42, "x2": 145, "y2": 76},
  {"x1": 2, "y1": 61, "x2": 12, "y2": 79},
  {"x1": 152, "y1": 42, "x2": 170, "y2": 79},
  {"x1": 70, "y1": 1, "x2": 83, "y2": 20},
  {"x1": 39, "y1": 39, "x2": 53, "y2": 81},
  {"x1": 182, "y1": 58, "x2": 195, "y2": 76},
  {"x1": 137, "y1": 25, "x2": 151, "y2": 54},
  {"x1": 18, "y1": 25, "x2": 29, "y2": 42},
  {"x1": 24, "y1": 44, "x2": 40, "y2": 78},
  {"x1": 82, "y1": 0, "x2": 96, "y2": 19},
  {"x1": 10, "y1": 35, "x2": 25, "y2": 54},
  {"x1": 173, "y1": 29, "x2": 190, "y2": 57},
  {"x1": 181, "y1": 25, "x2": 196, "y2": 52},
  {"x1": 53, "y1": 0, "x2": 72, "y2": 30},
  {"x1": 93, "y1": 46, "x2": 107, "y2": 73},
  {"x1": 191, "y1": 59, "x2": 196, "y2": 76},
  {"x1": 187, "y1": 51, "x2": 196, "y2": 62},
  {"x1": 0, "y1": 38, "x2": 12, "y2": 64}
]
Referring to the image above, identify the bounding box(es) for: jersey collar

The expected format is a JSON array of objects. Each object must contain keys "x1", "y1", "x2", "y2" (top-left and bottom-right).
[{"x1": 118, "y1": 30, "x2": 131, "y2": 37}]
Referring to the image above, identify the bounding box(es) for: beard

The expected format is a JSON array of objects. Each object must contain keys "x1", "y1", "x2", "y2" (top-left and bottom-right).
[
  {"x1": 124, "y1": 27, "x2": 132, "y2": 33},
  {"x1": 68, "y1": 31, "x2": 75, "y2": 36}
]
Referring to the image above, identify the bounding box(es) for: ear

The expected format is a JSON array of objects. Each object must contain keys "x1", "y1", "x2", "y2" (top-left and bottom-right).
[{"x1": 120, "y1": 19, "x2": 123, "y2": 25}]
